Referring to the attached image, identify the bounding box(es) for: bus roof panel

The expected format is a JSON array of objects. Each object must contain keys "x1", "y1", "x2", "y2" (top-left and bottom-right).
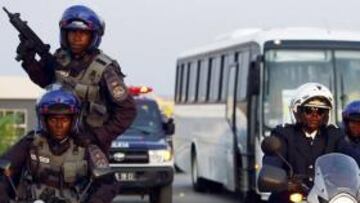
[{"x1": 178, "y1": 27, "x2": 360, "y2": 59}]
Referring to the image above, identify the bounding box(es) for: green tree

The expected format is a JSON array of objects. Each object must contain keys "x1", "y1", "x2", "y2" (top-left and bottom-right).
[{"x1": 0, "y1": 115, "x2": 21, "y2": 155}]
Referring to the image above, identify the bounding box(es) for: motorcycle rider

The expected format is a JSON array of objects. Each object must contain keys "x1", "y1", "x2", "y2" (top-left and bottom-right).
[
  {"x1": 0, "y1": 86, "x2": 113, "y2": 203},
  {"x1": 16, "y1": 5, "x2": 136, "y2": 153},
  {"x1": 261, "y1": 82, "x2": 345, "y2": 203},
  {"x1": 338, "y1": 100, "x2": 360, "y2": 165}
]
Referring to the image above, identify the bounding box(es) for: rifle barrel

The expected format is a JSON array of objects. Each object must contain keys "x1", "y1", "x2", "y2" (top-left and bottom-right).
[{"x1": 2, "y1": 7, "x2": 11, "y2": 16}]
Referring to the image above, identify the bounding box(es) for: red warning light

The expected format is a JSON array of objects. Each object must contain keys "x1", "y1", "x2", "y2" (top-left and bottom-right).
[{"x1": 128, "y1": 86, "x2": 153, "y2": 96}]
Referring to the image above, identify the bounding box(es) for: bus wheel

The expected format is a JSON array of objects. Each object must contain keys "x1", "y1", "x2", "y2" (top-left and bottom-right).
[{"x1": 191, "y1": 151, "x2": 206, "y2": 192}]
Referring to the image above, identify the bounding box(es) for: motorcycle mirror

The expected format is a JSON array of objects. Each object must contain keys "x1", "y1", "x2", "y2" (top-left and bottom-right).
[
  {"x1": 258, "y1": 164, "x2": 288, "y2": 192},
  {"x1": 261, "y1": 136, "x2": 282, "y2": 155}
]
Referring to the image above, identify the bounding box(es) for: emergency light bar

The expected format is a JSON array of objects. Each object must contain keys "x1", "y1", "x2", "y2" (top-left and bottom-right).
[{"x1": 128, "y1": 86, "x2": 153, "y2": 96}]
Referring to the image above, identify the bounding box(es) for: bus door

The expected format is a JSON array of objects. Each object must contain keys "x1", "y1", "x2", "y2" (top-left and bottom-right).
[{"x1": 225, "y1": 63, "x2": 239, "y2": 191}]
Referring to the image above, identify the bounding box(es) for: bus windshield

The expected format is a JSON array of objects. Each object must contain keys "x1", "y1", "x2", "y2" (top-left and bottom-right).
[{"x1": 263, "y1": 49, "x2": 360, "y2": 128}]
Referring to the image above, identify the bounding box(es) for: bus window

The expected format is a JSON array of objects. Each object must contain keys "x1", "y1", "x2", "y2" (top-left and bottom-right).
[
  {"x1": 195, "y1": 60, "x2": 201, "y2": 101},
  {"x1": 237, "y1": 51, "x2": 250, "y2": 101},
  {"x1": 218, "y1": 55, "x2": 226, "y2": 101},
  {"x1": 335, "y1": 50, "x2": 360, "y2": 119},
  {"x1": 188, "y1": 61, "x2": 198, "y2": 102},
  {"x1": 178, "y1": 64, "x2": 185, "y2": 102},
  {"x1": 198, "y1": 60, "x2": 209, "y2": 102},
  {"x1": 226, "y1": 66, "x2": 237, "y2": 124},
  {"x1": 181, "y1": 63, "x2": 189, "y2": 102},
  {"x1": 221, "y1": 55, "x2": 232, "y2": 101},
  {"x1": 206, "y1": 58, "x2": 213, "y2": 101},
  {"x1": 209, "y1": 56, "x2": 222, "y2": 102},
  {"x1": 175, "y1": 65, "x2": 180, "y2": 102},
  {"x1": 264, "y1": 50, "x2": 334, "y2": 127}
]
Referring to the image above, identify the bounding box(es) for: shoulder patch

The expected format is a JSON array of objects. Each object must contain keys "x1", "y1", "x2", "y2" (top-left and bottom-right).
[
  {"x1": 88, "y1": 144, "x2": 109, "y2": 168},
  {"x1": 103, "y1": 67, "x2": 128, "y2": 102}
]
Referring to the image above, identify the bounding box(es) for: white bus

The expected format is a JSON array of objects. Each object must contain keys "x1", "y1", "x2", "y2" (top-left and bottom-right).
[{"x1": 173, "y1": 27, "x2": 360, "y2": 201}]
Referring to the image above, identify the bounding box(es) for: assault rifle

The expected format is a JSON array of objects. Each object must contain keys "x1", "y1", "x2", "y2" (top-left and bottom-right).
[{"x1": 3, "y1": 7, "x2": 56, "y2": 76}]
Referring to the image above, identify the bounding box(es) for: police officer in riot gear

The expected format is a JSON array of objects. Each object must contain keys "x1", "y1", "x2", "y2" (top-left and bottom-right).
[
  {"x1": 261, "y1": 83, "x2": 345, "y2": 203},
  {"x1": 337, "y1": 100, "x2": 360, "y2": 166},
  {"x1": 17, "y1": 5, "x2": 136, "y2": 153},
  {"x1": 342, "y1": 101, "x2": 360, "y2": 143},
  {"x1": 0, "y1": 86, "x2": 113, "y2": 203}
]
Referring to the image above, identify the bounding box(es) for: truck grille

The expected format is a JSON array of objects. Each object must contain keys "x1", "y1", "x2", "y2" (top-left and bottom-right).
[{"x1": 109, "y1": 150, "x2": 149, "y2": 164}]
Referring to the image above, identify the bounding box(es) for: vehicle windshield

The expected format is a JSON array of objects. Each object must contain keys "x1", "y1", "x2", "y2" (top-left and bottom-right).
[
  {"x1": 314, "y1": 153, "x2": 360, "y2": 198},
  {"x1": 125, "y1": 101, "x2": 163, "y2": 136},
  {"x1": 264, "y1": 49, "x2": 360, "y2": 128}
]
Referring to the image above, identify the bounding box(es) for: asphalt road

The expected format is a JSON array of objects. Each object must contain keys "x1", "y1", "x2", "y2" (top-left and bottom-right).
[{"x1": 113, "y1": 172, "x2": 240, "y2": 203}]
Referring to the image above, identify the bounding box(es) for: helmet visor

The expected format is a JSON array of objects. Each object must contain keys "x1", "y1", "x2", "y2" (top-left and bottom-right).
[
  {"x1": 39, "y1": 104, "x2": 77, "y2": 115},
  {"x1": 347, "y1": 113, "x2": 360, "y2": 121},
  {"x1": 303, "y1": 97, "x2": 331, "y2": 109},
  {"x1": 61, "y1": 20, "x2": 92, "y2": 31}
]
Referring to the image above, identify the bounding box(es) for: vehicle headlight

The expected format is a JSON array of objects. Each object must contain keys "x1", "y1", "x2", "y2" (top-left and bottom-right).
[
  {"x1": 329, "y1": 194, "x2": 357, "y2": 203},
  {"x1": 148, "y1": 149, "x2": 172, "y2": 163}
]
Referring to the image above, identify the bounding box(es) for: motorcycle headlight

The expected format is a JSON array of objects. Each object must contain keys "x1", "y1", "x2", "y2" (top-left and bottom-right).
[
  {"x1": 329, "y1": 194, "x2": 357, "y2": 203},
  {"x1": 148, "y1": 149, "x2": 172, "y2": 163},
  {"x1": 290, "y1": 193, "x2": 303, "y2": 203}
]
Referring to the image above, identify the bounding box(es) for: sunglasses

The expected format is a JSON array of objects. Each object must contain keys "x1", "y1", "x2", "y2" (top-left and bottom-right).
[{"x1": 300, "y1": 106, "x2": 329, "y2": 116}]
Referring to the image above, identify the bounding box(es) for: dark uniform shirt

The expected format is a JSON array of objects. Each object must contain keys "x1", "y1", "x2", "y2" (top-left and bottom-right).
[
  {"x1": 262, "y1": 124, "x2": 345, "y2": 188},
  {"x1": 21, "y1": 49, "x2": 136, "y2": 152},
  {"x1": 338, "y1": 133, "x2": 360, "y2": 166}
]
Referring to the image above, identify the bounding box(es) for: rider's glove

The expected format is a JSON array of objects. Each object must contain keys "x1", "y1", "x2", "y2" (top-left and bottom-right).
[{"x1": 287, "y1": 177, "x2": 303, "y2": 193}]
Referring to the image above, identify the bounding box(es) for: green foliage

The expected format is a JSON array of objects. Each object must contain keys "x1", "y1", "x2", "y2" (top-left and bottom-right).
[{"x1": 0, "y1": 115, "x2": 22, "y2": 155}]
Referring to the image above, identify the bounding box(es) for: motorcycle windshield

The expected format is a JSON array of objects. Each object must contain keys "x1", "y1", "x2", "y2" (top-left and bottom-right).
[{"x1": 315, "y1": 153, "x2": 360, "y2": 197}]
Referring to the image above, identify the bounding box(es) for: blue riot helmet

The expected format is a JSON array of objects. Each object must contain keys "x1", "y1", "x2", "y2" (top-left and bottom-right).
[
  {"x1": 59, "y1": 5, "x2": 105, "y2": 50},
  {"x1": 36, "y1": 85, "x2": 81, "y2": 135},
  {"x1": 343, "y1": 101, "x2": 360, "y2": 122},
  {"x1": 342, "y1": 100, "x2": 360, "y2": 138}
]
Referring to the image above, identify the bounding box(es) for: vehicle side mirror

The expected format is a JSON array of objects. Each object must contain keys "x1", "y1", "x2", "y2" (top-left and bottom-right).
[
  {"x1": 163, "y1": 118, "x2": 175, "y2": 135},
  {"x1": 247, "y1": 55, "x2": 262, "y2": 97},
  {"x1": 261, "y1": 136, "x2": 282, "y2": 155},
  {"x1": 258, "y1": 164, "x2": 288, "y2": 192}
]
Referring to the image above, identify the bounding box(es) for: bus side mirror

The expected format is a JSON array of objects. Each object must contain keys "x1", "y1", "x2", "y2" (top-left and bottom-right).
[
  {"x1": 247, "y1": 55, "x2": 262, "y2": 96},
  {"x1": 163, "y1": 118, "x2": 175, "y2": 135}
]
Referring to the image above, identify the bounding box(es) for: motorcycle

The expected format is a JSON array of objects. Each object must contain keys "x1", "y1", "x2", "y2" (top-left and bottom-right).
[
  {"x1": 0, "y1": 159, "x2": 115, "y2": 203},
  {"x1": 258, "y1": 136, "x2": 360, "y2": 203}
]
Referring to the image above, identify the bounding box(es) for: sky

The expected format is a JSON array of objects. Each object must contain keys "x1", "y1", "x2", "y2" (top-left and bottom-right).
[{"x1": 1, "y1": 0, "x2": 360, "y2": 96}]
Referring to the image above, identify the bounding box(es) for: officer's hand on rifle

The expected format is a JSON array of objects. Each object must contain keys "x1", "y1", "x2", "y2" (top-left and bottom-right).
[
  {"x1": 75, "y1": 130, "x2": 98, "y2": 148},
  {"x1": 16, "y1": 35, "x2": 36, "y2": 62}
]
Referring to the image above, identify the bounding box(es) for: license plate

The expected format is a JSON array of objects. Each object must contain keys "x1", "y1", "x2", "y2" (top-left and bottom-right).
[{"x1": 115, "y1": 172, "x2": 136, "y2": 181}]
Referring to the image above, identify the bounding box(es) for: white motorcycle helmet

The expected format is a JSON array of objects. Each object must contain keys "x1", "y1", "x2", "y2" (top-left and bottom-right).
[{"x1": 289, "y1": 82, "x2": 334, "y2": 124}]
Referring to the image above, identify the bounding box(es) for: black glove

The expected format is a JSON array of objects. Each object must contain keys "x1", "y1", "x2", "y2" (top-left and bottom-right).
[
  {"x1": 16, "y1": 35, "x2": 36, "y2": 62},
  {"x1": 74, "y1": 130, "x2": 98, "y2": 147},
  {"x1": 287, "y1": 177, "x2": 303, "y2": 193}
]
